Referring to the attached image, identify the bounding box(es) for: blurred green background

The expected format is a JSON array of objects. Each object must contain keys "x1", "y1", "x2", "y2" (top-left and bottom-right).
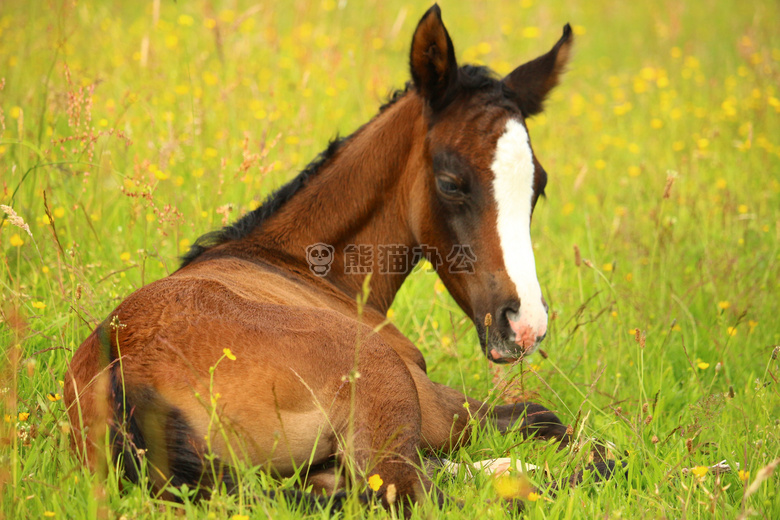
[{"x1": 1, "y1": 1, "x2": 778, "y2": 518}]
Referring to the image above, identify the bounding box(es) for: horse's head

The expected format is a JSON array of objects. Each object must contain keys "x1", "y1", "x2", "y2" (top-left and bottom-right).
[{"x1": 408, "y1": 6, "x2": 572, "y2": 363}]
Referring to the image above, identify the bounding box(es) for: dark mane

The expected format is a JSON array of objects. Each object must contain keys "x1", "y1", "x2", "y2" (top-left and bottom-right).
[
  {"x1": 179, "y1": 85, "x2": 416, "y2": 269},
  {"x1": 179, "y1": 65, "x2": 505, "y2": 269},
  {"x1": 179, "y1": 137, "x2": 345, "y2": 268},
  {"x1": 459, "y1": 64, "x2": 500, "y2": 90},
  {"x1": 379, "y1": 83, "x2": 413, "y2": 112}
]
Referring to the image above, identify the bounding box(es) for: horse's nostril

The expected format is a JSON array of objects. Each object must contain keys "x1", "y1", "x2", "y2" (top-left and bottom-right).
[{"x1": 499, "y1": 301, "x2": 521, "y2": 325}]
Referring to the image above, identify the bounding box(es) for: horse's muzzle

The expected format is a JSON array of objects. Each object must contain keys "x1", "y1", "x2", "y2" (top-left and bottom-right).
[{"x1": 487, "y1": 333, "x2": 546, "y2": 364}]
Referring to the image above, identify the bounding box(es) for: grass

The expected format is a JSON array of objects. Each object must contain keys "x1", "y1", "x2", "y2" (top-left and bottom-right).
[{"x1": 1, "y1": 0, "x2": 779, "y2": 518}]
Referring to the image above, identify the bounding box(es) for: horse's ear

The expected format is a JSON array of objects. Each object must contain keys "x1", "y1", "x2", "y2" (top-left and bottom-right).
[
  {"x1": 503, "y1": 24, "x2": 573, "y2": 118},
  {"x1": 409, "y1": 4, "x2": 458, "y2": 111}
]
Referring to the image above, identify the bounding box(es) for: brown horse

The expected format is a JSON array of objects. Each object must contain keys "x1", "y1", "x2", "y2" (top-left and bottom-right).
[{"x1": 65, "y1": 5, "x2": 601, "y2": 511}]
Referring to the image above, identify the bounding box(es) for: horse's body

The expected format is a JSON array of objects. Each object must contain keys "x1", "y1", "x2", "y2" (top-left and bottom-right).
[{"x1": 65, "y1": 6, "x2": 579, "y2": 508}]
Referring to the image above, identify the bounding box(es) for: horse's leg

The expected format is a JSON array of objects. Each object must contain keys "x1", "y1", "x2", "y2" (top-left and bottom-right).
[
  {"x1": 403, "y1": 363, "x2": 627, "y2": 501},
  {"x1": 403, "y1": 363, "x2": 485, "y2": 450},
  {"x1": 488, "y1": 402, "x2": 570, "y2": 445},
  {"x1": 301, "y1": 461, "x2": 340, "y2": 495},
  {"x1": 336, "y1": 340, "x2": 443, "y2": 509},
  {"x1": 403, "y1": 364, "x2": 569, "y2": 449}
]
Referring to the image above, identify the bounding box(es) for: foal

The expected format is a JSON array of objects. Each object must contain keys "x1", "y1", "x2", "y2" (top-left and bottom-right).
[{"x1": 65, "y1": 5, "x2": 592, "y2": 510}]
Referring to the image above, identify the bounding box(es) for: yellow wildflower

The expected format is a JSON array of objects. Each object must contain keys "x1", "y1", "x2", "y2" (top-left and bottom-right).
[
  {"x1": 47, "y1": 393, "x2": 62, "y2": 402},
  {"x1": 368, "y1": 473, "x2": 383, "y2": 492},
  {"x1": 494, "y1": 474, "x2": 533, "y2": 500},
  {"x1": 476, "y1": 42, "x2": 491, "y2": 55},
  {"x1": 522, "y1": 27, "x2": 540, "y2": 38},
  {"x1": 223, "y1": 348, "x2": 236, "y2": 361},
  {"x1": 691, "y1": 466, "x2": 708, "y2": 478}
]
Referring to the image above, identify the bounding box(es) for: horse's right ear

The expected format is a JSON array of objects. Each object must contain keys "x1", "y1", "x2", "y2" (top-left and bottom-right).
[
  {"x1": 409, "y1": 4, "x2": 458, "y2": 111},
  {"x1": 503, "y1": 24, "x2": 573, "y2": 118}
]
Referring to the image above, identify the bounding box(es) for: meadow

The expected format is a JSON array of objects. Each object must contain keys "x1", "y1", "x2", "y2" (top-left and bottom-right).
[{"x1": 1, "y1": 0, "x2": 779, "y2": 518}]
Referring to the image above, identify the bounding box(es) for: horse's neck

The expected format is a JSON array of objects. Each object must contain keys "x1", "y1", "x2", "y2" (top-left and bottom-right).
[{"x1": 254, "y1": 93, "x2": 426, "y2": 312}]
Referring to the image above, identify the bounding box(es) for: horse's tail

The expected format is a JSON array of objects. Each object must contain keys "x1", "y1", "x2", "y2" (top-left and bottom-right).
[
  {"x1": 104, "y1": 332, "x2": 359, "y2": 513},
  {"x1": 62, "y1": 316, "x2": 224, "y2": 499},
  {"x1": 107, "y1": 346, "x2": 238, "y2": 500}
]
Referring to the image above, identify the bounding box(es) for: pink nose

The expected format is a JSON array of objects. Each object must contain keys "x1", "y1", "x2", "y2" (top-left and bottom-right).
[{"x1": 508, "y1": 319, "x2": 546, "y2": 351}]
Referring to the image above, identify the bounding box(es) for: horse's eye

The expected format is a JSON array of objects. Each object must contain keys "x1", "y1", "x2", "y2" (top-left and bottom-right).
[{"x1": 436, "y1": 177, "x2": 461, "y2": 197}]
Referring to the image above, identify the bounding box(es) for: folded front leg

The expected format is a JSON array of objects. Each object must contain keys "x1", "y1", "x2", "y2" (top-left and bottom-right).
[{"x1": 488, "y1": 402, "x2": 571, "y2": 446}]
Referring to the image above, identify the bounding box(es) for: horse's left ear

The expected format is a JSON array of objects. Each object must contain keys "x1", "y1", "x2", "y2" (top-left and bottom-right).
[
  {"x1": 409, "y1": 4, "x2": 458, "y2": 111},
  {"x1": 503, "y1": 24, "x2": 573, "y2": 118}
]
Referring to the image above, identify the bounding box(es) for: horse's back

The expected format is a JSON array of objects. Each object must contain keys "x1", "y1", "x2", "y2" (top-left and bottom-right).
[{"x1": 65, "y1": 255, "x2": 420, "y2": 475}]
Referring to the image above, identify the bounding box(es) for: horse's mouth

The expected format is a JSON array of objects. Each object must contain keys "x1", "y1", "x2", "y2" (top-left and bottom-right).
[
  {"x1": 485, "y1": 336, "x2": 543, "y2": 364},
  {"x1": 475, "y1": 316, "x2": 546, "y2": 363}
]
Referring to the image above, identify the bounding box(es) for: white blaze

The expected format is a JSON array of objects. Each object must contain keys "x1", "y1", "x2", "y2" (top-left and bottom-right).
[{"x1": 490, "y1": 119, "x2": 547, "y2": 341}]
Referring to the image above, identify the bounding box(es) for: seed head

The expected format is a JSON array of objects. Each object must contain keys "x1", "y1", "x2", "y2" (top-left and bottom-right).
[{"x1": 663, "y1": 174, "x2": 676, "y2": 199}]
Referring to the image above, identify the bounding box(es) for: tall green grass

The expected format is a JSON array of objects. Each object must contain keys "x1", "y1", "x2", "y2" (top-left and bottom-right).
[{"x1": 1, "y1": 0, "x2": 778, "y2": 518}]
